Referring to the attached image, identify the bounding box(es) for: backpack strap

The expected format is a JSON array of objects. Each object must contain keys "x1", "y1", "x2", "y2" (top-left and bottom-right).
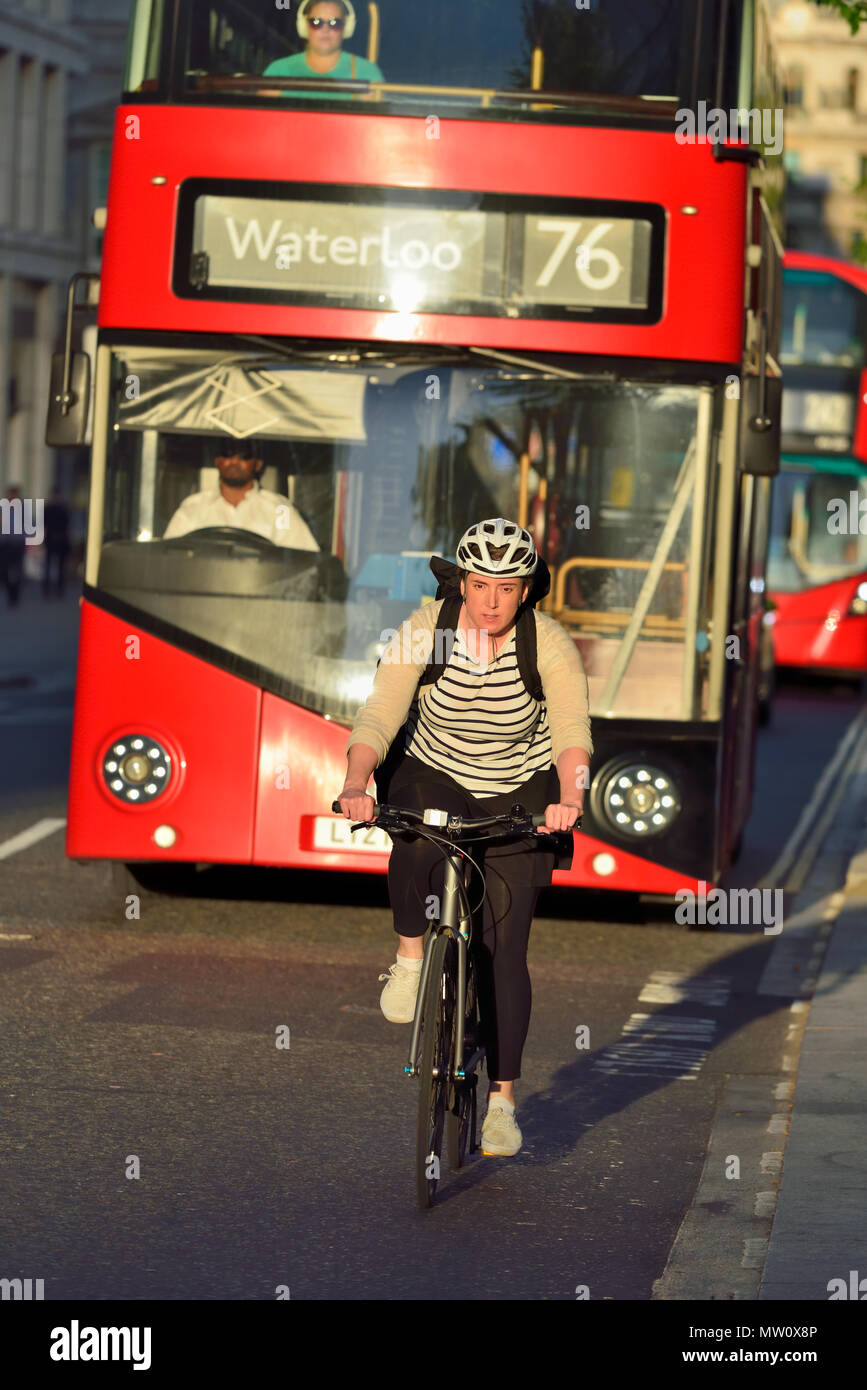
[
  {"x1": 515, "y1": 607, "x2": 544, "y2": 702},
  {"x1": 350, "y1": 52, "x2": 356, "y2": 78},
  {"x1": 418, "y1": 593, "x2": 461, "y2": 688}
]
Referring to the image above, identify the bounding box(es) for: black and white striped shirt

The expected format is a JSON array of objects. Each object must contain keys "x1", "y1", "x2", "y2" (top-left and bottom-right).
[{"x1": 403, "y1": 624, "x2": 552, "y2": 797}]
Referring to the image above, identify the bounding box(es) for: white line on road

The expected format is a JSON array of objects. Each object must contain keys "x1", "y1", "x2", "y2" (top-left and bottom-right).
[
  {"x1": 0, "y1": 818, "x2": 66, "y2": 860},
  {"x1": 592, "y1": 1012, "x2": 718, "y2": 1080},
  {"x1": 638, "y1": 971, "x2": 731, "y2": 1008}
]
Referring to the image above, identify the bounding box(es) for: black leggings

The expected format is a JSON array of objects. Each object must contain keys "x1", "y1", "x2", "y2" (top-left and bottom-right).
[{"x1": 386, "y1": 755, "x2": 560, "y2": 1081}]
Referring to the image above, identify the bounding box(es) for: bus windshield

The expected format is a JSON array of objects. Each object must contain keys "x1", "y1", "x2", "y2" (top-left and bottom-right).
[
  {"x1": 125, "y1": 0, "x2": 693, "y2": 114},
  {"x1": 99, "y1": 346, "x2": 708, "y2": 722},
  {"x1": 781, "y1": 271, "x2": 866, "y2": 369},
  {"x1": 767, "y1": 465, "x2": 867, "y2": 591}
]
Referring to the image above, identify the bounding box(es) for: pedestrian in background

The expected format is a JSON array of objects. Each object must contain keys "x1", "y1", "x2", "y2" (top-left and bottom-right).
[
  {"x1": 43, "y1": 487, "x2": 70, "y2": 598},
  {"x1": 0, "y1": 484, "x2": 26, "y2": 607}
]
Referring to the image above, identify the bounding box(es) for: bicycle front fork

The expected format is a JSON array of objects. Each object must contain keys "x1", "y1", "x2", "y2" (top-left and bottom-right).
[{"x1": 403, "y1": 846, "x2": 471, "y2": 1079}]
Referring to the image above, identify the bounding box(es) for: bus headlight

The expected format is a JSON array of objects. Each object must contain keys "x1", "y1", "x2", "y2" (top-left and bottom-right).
[
  {"x1": 848, "y1": 582, "x2": 867, "y2": 616},
  {"x1": 103, "y1": 736, "x2": 172, "y2": 803},
  {"x1": 592, "y1": 760, "x2": 682, "y2": 838}
]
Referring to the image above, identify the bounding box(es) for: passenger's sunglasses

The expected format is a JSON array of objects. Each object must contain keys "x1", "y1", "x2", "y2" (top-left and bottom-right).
[{"x1": 309, "y1": 16, "x2": 345, "y2": 28}]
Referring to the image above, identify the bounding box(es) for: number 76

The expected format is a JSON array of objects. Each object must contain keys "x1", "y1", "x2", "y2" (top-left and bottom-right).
[{"x1": 534, "y1": 219, "x2": 620, "y2": 291}]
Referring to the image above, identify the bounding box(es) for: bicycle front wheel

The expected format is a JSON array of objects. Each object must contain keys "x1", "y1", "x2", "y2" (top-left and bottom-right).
[
  {"x1": 416, "y1": 930, "x2": 457, "y2": 1209},
  {"x1": 447, "y1": 943, "x2": 480, "y2": 1170}
]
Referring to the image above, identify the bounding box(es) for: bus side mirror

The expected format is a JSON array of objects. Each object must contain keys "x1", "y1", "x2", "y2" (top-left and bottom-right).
[
  {"x1": 45, "y1": 351, "x2": 91, "y2": 446},
  {"x1": 740, "y1": 374, "x2": 781, "y2": 476}
]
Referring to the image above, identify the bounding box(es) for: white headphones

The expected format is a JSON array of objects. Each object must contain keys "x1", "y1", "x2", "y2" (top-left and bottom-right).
[{"x1": 297, "y1": 0, "x2": 356, "y2": 40}]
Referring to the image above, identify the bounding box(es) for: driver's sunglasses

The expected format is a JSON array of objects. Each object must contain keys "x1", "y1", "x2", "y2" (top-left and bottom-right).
[
  {"x1": 217, "y1": 441, "x2": 257, "y2": 459},
  {"x1": 309, "y1": 16, "x2": 345, "y2": 28}
]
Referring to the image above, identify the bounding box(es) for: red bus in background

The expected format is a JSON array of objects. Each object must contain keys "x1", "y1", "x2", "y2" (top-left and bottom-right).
[
  {"x1": 768, "y1": 251, "x2": 867, "y2": 682},
  {"x1": 59, "y1": 0, "x2": 783, "y2": 896}
]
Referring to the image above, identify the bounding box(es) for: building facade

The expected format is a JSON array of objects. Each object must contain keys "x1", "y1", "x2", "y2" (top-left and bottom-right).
[
  {"x1": 771, "y1": 0, "x2": 867, "y2": 256},
  {"x1": 0, "y1": 0, "x2": 130, "y2": 533},
  {"x1": 0, "y1": 0, "x2": 88, "y2": 503}
]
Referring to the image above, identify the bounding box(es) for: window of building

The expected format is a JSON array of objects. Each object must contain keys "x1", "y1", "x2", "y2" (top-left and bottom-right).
[
  {"x1": 848, "y1": 67, "x2": 860, "y2": 112},
  {"x1": 0, "y1": 50, "x2": 14, "y2": 227},
  {"x1": 42, "y1": 67, "x2": 63, "y2": 238},
  {"x1": 17, "y1": 59, "x2": 40, "y2": 233},
  {"x1": 784, "y1": 64, "x2": 803, "y2": 108}
]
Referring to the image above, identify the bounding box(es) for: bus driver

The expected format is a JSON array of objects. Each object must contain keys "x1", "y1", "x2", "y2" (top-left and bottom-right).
[{"x1": 163, "y1": 437, "x2": 319, "y2": 550}]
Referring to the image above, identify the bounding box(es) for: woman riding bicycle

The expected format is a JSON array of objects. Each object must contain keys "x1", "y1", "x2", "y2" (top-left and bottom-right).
[{"x1": 336, "y1": 518, "x2": 593, "y2": 1156}]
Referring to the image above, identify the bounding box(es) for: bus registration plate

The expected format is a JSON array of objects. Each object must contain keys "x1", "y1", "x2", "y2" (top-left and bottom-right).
[{"x1": 313, "y1": 818, "x2": 391, "y2": 853}]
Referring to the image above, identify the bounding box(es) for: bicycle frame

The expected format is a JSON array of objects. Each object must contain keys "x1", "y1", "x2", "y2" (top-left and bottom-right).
[{"x1": 404, "y1": 837, "x2": 479, "y2": 1082}]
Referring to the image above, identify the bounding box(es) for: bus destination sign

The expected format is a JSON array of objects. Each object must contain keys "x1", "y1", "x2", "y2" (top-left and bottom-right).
[{"x1": 180, "y1": 187, "x2": 661, "y2": 323}]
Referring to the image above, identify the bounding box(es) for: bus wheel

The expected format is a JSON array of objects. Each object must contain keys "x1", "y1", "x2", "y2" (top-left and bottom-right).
[
  {"x1": 110, "y1": 861, "x2": 197, "y2": 895},
  {"x1": 110, "y1": 861, "x2": 143, "y2": 896}
]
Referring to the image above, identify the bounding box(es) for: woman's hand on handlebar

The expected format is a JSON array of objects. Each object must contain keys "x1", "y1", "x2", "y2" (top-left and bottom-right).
[
  {"x1": 336, "y1": 785, "x2": 376, "y2": 821},
  {"x1": 536, "y1": 802, "x2": 582, "y2": 834}
]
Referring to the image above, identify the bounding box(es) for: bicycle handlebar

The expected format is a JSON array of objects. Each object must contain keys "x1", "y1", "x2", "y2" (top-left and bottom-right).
[{"x1": 329, "y1": 798, "x2": 581, "y2": 835}]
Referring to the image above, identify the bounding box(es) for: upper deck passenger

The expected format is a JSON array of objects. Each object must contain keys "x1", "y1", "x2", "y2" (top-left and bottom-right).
[{"x1": 262, "y1": 0, "x2": 383, "y2": 96}]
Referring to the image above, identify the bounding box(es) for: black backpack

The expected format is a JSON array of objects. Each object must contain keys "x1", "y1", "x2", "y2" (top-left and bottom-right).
[{"x1": 372, "y1": 552, "x2": 550, "y2": 803}]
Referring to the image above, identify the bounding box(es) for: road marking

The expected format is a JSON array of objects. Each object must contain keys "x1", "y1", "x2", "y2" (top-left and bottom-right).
[
  {"x1": 593, "y1": 1012, "x2": 717, "y2": 1080},
  {"x1": 756, "y1": 890, "x2": 843, "y2": 997},
  {"x1": 742, "y1": 1237, "x2": 769, "y2": 1268},
  {"x1": 638, "y1": 971, "x2": 731, "y2": 1008},
  {"x1": 0, "y1": 818, "x2": 66, "y2": 860},
  {"x1": 757, "y1": 704, "x2": 867, "y2": 891}
]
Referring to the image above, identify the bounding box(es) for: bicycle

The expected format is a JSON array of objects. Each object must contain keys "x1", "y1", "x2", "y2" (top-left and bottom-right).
[{"x1": 330, "y1": 796, "x2": 581, "y2": 1209}]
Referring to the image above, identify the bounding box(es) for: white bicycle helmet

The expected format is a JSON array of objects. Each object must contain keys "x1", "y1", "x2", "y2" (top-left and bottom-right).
[
  {"x1": 297, "y1": 0, "x2": 356, "y2": 39},
  {"x1": 456, "y1": 518, "x2": 538, "y2": 577}
]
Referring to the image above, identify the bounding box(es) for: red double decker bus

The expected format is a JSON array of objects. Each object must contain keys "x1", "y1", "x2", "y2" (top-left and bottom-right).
[
  {"x1": 768, "y1": 251, "x2": 867, "y2": 681},
  {"x1": 59, "y1": 0, "x2": 783, "y2": 895}
]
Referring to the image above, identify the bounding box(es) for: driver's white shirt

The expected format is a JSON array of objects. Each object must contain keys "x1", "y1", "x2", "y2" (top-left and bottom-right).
[{"x1": 163, "y1": 481, "x2": 319, "y2": 550}]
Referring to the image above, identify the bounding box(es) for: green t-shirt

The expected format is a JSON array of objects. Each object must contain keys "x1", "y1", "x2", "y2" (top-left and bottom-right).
[{"x1": 263, "y1": 50, "x2": 383, "y2": 99}]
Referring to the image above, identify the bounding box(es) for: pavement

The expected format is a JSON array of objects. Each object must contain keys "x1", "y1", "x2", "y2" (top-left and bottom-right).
[
  {"x1": 3, "y1": 579, "x2": 867, "y2": 1301},
  {"x1": 758, "y1": 726, "x2": 867, "y2": 1300},
  {"x1": 0, "y1": 580, "x2": 82, "y2": 687}
]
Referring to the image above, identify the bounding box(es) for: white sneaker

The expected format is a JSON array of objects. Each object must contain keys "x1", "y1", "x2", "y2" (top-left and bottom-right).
[
  {"x1": 481, "y1": 1104, "x2": 523, "y2": 1156},
  {"x1": 377, "y1": 957, "x2": 422, "y2": 1023}
]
